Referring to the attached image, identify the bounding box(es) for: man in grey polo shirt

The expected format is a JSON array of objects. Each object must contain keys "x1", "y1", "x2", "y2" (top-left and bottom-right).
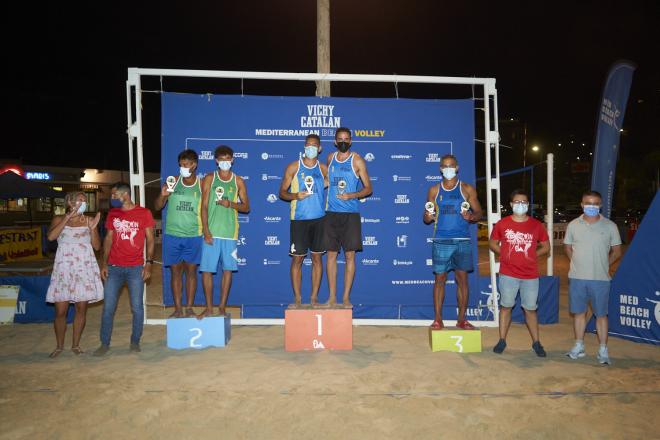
[{"x1": 564, "y1": 190, "x2": 622, "y2": 364}]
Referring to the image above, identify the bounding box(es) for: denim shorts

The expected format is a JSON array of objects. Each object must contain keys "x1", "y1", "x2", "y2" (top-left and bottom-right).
[
  {"x1": 498, "y1": 274, "x2": 539, "y2": 311},
  {"x1": 432, "y1": 239, "x2": 473, "y2": 274},
  {"x1": 569, "y1": 278, "x2": 610, "y2": 317}
]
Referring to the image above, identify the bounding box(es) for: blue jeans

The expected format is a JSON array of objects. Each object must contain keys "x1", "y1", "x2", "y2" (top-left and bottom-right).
[{"x1": 100, "y1": 265, "x2": 144, "y2": 346}]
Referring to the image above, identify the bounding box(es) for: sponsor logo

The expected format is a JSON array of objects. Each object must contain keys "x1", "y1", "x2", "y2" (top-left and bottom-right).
[
  {"x1": 237, "y1": 257, "x2": 247, "y2": 266},
  {"x1": 265, "y1": 236, "x2": 280, "y2": 246},
  {"x1": 395, "y1": 216, "x2": 410, "y2": 224},
  {"x1": 263, "y1": 259, "x2": 281, "y2": 265},
  {"x1": 262, "y1": 152, "x2": 285, "y2": 160},
  {"x1": 360, "y1": 196, "x2": 382, "y2": 203},
  {"x1": 364, "y1": 152, "x2": 375, "y2": 162},
  {"x1": 303, "y1": 258, "x2": 312, "y2": 266},
  {"x1": 234, "y1": 152, "x2": 249, "y2": 159},
  {"x1": 426, "y1": 259, "x2": 433, "y2": 266},
  {"x1": 425, "y1": 175, "x2": 442, "y2": 182},
  {"x1": 394, "y1": 194, "x2": 410, "y2": 204},
  {"x1": 390, "y1": 154, "x2": 413, "y2": 160},
  {"x1": 264, "y1": 216, "x2": 282, "y2": 223},
  {"x1": 237, "y1": 235, "x2": 247, "y2": 246},
  {"x1": 426, "y1": 153, "x2": 442, "y2": 163},
  {"x1": 361, "y1": 217, "x2": 381, "y2": 224},
  {"x1": 262, "y1": 174, "x2": 281, "y2": 181},
  {"x1": 199, "y1": 150, "x2": 214, "y2": 160},
  {"x1": 300, "y1": 105, "x2": 342, "y2": 128},
  {"x1": 240, "y1": 175, "x2": 250, "y2": 180},
  {"x1": 392, "y1": 175, "x2": 412, "y2": 182},
  {"x1": 393, "y1": 259, "x2": 413, "y2": 266},
  {"x1": 370, "y1": 176, "x2": 379, "y2": 182},
  {"x1": 396, "y1": 235, "x2": 408, "y2": 248},
  {"x1": 361, "y1": 258, "x2": 380, "y2": 266},
  {"x1": 618, "y1": 293, "x2": 657, "y2": 329},
  {"x1": 363, "y1": 236, "x2": 378, "y2": 246},
  {"x1": 266, "y1": 194, "x2": 278, "y2": 203},
  {"x1": 238, "y1": 215, "x2": 250, "y2": 223}
]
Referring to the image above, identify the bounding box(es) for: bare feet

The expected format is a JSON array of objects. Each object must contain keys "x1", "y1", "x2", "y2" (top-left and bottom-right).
[
  {"x1": 49, "y1": 348, "x2": 63, "y2": 358},
  {"x1": 184, "y1": 308, "x2": 196, "y2": 318},
  {"x1": 310, "y1": 297, "x2": 319, "y2": 308},
  {"x1": 196, "y1": 308, "x2": 213, "y2": 320},
  {"x1": 341, "y1": 299, "x2": 353, "y2": 309},
  {"x1": 168, "y1": 309, "x2": 184, "y2": 318},
  {"x1": 288, "y1": 303, "x2": 301, "y2": 309},
  {"x1": 71, "y1": 346, "x2": 84, "y2": 355},
  {"x1": 217, "y1": 307, "x2": 226, "y2": 316}
]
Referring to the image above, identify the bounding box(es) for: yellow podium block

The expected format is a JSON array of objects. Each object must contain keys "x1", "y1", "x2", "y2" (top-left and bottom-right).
[{"x1": 429, "y1": 329, "x2": 482, "y2": 353}]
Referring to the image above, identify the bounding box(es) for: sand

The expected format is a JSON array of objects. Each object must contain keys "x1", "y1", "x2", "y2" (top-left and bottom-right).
[{"x1": 0, "y1": 246, "x2": 658, "y2": 440}]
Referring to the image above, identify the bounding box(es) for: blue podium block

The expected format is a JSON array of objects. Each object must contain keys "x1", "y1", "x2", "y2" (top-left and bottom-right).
[{"x1": 166, "y1": 315, "x2": 231, "y2": 350}]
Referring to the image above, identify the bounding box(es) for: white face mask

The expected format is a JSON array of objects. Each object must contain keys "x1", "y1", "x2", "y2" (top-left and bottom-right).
[
  {"x1": 77, "y1": 201, "x2": 87, "y2": 214},
  {"x1": 179, "y1": 166, "x2": 192, "y2": 178},
  {"x1": 218, "y1": 161, "x2": 232, "y2": 171},
  {"x1": 441, "y1": 167, "x2": 457, "y2": 180},
  {"x1": 512, "y1": 203, "x2": 528, "y2": 215}
]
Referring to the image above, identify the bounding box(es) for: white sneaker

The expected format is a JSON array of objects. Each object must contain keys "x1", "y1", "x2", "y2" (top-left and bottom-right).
[
  {"x1": 566, "y1": 343, "x2": 586, "y2": 359},
  {"x1": 597, "y1": 347, "x2": 611, "y2": 365}
]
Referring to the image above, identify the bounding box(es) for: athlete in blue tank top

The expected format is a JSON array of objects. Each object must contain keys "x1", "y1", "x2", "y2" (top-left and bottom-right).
[
  {"x1": 324, "y1": 127, "x2": 373, "y2": 308},
  {"x1": 423, "y1": 154, "x2": 482, "y2": 330},
  {"x1": 280, "y1": 134, "x2": 329, "y2": 307}
]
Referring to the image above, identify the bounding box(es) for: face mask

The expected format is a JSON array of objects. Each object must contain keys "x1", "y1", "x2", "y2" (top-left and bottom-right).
[
  {"x1": 583, "y1": 205, "x2": 600, "y2": 217},
  {"x1": 218, "y1": 161, "x2": 232, "y2": 171},
  {"x1": 512, "y1": 203, "x2": 528, "y2": 215},
  {"x1": 336, "y1": 141, "x2": 350, "y2": 153},
  {"x1": 441, "y1": 167, "x2": 457, "y2": 180},
  {"x1": 77, "y1": 201, "x2": 87, "y2": 214},
  {"x1": 179, "y1": 166, "x2": 192, "y2": 178},
  {"x1": 304, "y1": 146, "x2": 318, "y2": 159},
  {"x1": 110, "y1": 198, "x2": 123, "y2": 208}
]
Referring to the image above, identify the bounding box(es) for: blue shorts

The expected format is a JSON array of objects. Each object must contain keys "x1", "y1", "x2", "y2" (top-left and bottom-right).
[
  {"x1": 162, "y1": 234, "x2": 203, "y2": 266},
  {"x1": 569, "y1": 278, "x2": 610, "y2": 317},
  {"x1": 498, "y1": 274, "x2": 539, "y2": 310},
  {"x1": 432, "y1": 239, "x2": 473, "y2": 274},
  {"x1": 199, "y1": 239, "x2": 238, "y2": 273}
]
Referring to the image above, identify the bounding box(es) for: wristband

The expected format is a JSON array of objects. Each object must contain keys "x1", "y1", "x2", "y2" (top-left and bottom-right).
[{"x1": 145, "y1": 259, "x2": 154, "y2": 265}]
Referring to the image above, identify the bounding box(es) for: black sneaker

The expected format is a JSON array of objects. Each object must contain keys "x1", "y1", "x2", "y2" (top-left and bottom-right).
[
  {"x1": 532, "y1": 341, "x2": 547, "y2": 357},
  {"x1": 493, "y1": 339, "x2": 507, "y2": 354}
]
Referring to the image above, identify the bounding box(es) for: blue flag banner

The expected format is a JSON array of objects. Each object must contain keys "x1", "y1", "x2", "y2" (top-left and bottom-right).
[
  {"x1": 590, "y1": 61, "x2": 635, "y2": 218},
  {"x1": 605, "y1": 191, "x2": 660, "y2": 344},
  {"x1": 161, "y1": 93, "x2": 486, "y2": 320}
]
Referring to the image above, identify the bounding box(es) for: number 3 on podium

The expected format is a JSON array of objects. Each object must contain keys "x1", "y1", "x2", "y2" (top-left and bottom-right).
[
  {"x1": 190, "y1": 327, "x2": 203, "y2": 348},
  {"x1": 450, "y1": 335, "x2": 463, "y2": 353}
]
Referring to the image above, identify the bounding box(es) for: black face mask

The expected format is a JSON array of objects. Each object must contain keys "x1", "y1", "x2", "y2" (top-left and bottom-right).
[{"x1": 336, "y1": 141, "x2": 350, "y2": 153}]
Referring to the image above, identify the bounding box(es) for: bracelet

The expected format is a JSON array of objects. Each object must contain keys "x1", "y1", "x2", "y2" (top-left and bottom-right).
[{"x1": 145, "y1": 259, "x2": 154, "y2": 265}]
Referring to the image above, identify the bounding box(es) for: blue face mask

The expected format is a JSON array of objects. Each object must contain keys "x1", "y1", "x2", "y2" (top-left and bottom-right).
[
  {"x1": 304, "y1": 146, "x2": 318, "y2": 159},
  {"x1": 110, "y1": 198, "x2": 123, "y2": 208},
  {"x1": 583, "y1": 205, "x2": 600, "y2": 217},
  {"x1": 512, "y1": 203, "x2": 528, "y2": 215}
]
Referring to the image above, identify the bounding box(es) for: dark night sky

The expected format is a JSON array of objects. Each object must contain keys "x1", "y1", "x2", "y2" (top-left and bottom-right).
[{"x1": 2, "y1": 0, "x2": 658, "y2": 173}]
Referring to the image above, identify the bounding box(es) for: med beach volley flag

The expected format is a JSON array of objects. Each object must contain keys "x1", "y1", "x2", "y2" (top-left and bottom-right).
[{"x1": 590, "y1": 61, "x2": 635, "y2": 219}]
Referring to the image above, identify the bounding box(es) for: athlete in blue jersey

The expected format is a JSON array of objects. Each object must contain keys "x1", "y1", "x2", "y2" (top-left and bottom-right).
[
  {"x1": 423, "y1": 154, "x2": 482, "y2": 330},
  {"x1": 324, "y1": 127, "x2": 373, "y2": 307},
  {"x1": 279, "y1": 134, "x2": 329, "y2": 307}
]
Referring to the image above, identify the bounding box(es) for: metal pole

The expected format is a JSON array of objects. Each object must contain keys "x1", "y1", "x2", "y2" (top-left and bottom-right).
[
  {"x1": 316, "y1": 0, "x2": 331, "y2": 97},
  {"x1": 547, "y1": 153, "x2": 554, "y2": 276}
]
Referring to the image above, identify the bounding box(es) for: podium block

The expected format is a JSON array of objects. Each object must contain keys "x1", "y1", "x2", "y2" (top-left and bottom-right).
[
  {"x1": 166, "y1": 315, "x2": 231, "y2": 350},
  {"x1": 285, "y1": 309, "x2": 352, "y2": 351},
  {"x1": 429, "y1": 329, "x2": 482, "y2": 353}
]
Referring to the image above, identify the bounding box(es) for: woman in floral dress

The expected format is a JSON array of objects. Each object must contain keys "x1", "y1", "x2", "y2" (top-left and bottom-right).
[{"x1": 46, "y1": 192, "x2": 104, "y2": 357}]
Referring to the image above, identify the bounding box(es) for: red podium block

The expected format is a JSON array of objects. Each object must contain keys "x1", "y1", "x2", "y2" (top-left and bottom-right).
[{"x1": 284, "y1": 308, "x2": 353, "y2": 351}]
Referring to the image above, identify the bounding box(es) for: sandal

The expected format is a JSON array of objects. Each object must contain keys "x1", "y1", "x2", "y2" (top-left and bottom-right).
[
  {"x1": 71, "y1": 346, "x2": 84, "y2": 355},
  {"x1": 49, "y1": 348, "x2": 63, "y2": 358}
]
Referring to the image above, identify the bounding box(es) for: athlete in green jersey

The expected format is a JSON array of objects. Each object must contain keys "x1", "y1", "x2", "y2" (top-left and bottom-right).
[{"x1": 199, "y1": 145, "x2": 250, "y2": 317}]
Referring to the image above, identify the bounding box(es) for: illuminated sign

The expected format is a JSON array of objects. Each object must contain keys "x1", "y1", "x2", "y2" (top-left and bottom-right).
[{"x1": 25, "y1": 172, "x2": 51, "y2": 180}]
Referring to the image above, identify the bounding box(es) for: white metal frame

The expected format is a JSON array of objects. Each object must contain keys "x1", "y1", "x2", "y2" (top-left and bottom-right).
[{"x1": 126, "y1": 68, "x2": 501, "y2": 327}]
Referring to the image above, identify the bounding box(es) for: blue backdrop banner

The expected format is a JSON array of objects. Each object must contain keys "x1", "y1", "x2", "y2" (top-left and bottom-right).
[
  {"x1": 161, "y1": 93, "x2": 487, "y2": 320},
  {"x1": 590, "y1": 61, "x2": 635, "y2": 218}
]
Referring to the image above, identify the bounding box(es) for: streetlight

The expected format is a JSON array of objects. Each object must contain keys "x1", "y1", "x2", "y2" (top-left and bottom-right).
[{"x1": 531, "y1": 145, "x2": 540, "y2": 152}]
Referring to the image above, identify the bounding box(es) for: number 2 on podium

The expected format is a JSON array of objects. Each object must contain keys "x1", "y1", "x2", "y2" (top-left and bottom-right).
[
  {"x1": 190, "y1": 327, "x2": 203, "y2": 348},
  {"x1": 450, "y1": 335, "x2": 463, "y2": 353},
  {"x1": 315, "y1": 314, "x2": 323, "y2": 336}
]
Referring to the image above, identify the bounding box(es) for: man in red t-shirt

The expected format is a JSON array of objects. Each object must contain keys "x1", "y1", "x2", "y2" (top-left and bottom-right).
[
  {"x1": 94, "y1": 182, "x2": 155, "y2": 356},
  {"x1": 489, "y1": 189, "x2": 550, "y2": 357}
]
